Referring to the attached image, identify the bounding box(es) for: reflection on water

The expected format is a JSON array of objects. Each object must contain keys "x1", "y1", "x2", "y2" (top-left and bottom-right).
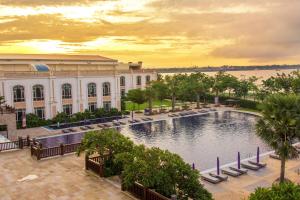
[{"x1": 121, "y1": 111, "x2": 271, "y2": 171}]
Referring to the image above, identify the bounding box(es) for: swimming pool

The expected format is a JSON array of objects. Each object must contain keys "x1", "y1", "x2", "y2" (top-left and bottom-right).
[{"x1": 37, "y1": 111, "x2": 271, "y2": 171}]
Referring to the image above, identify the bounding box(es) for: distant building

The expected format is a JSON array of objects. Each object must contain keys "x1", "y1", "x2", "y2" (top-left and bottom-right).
[{"x1": 0, "y1": 54, "x2": 156, "y2": 121}]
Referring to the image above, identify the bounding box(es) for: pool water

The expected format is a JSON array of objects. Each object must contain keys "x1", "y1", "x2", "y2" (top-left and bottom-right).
[
  {"x1": 37, "y1": 111, "x2": 271, "y2": 171},
  {"x1": 121, "y1": 111, "x2": 271, "y2": 171}
]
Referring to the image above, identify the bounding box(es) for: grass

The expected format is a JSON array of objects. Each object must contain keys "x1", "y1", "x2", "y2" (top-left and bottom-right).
[
  {"x1": 237, "y1": 107, "x2": 261, "y2": 114},
  {"x1": 125, "y1": 99, "x2": 172, "y2": 111}
]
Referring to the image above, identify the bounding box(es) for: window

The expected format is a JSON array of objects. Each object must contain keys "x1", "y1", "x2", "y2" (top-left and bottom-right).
[
  {"x1": 34, "y1": 107, "x2": 45, "y2": 119},
  {"x1": 62, "y1": 83, "x2": 72, "y2": 99},
  {"x1": 33, "y1": 85, "x2": 44, "y2": 101},
  {"x1": 63, "y1": 104, "x2": 72, "y2": 116},
  {"x1": 15, "y1": 109, "x2": 25, "y2": 122},
  {"x1": 33, "y1": 64, "x2": 49, "y2": 72},
  {"x1": 88, "y1": 83, "x2": 97, "y2": 97},
  {"x1": 121, "y1": 89, "x2": 126, "y2": 97},
  {"x1": 136, "y1": 76, "x2": 141, "y2": 85},
  {"x1": 103, "y1": 82, "x2": 111, "y2": 96},
  {"x1": 146, "y1": 75, "x2": 151, "y2": 84},
  {"x1": 88, "y1": 102, "x2": 97, "y2": 112},
  {"x1": 13, "y1": 85, "x2": 25, "y2": 102},
  {"x1": 120, "y1": 76, "x2": 125, "y2": 87},
  {"x1": 103, "y1": 101, "x2": 111, "y2": 111}
]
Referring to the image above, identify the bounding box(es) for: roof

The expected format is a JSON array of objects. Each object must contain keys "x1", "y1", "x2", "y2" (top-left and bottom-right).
[{"x1": 0, "y1": 54, "x2": 117, "y2": 62}]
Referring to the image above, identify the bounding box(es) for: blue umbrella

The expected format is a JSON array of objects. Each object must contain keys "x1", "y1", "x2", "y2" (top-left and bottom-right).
[
  {"x1": 257, "y1": 146, "x2": 260, "y2": 163},
  {"x1": 238, "y1": 152, "x2": 241, "y2": 169},
  {"x1": 192, "y1": 163, "x2": 195, "y2": 170},
  {"x1": 217, "y1": 157, "x2": 220, "y2": 175}
]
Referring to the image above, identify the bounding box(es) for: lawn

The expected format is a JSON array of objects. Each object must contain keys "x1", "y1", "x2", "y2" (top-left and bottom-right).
[{"x1": 125, "y1": 99, "x2": 172, "y2": 111}]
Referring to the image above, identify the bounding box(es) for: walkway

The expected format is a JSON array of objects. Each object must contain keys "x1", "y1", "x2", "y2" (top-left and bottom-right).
[{"x1": 0, "y1": 150, "x2": 134, "y2": 200}]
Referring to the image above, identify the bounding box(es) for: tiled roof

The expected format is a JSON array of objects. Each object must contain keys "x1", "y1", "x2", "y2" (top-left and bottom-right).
[{"x1": 0, "y1": 54, "x2": 117, "y2": 62}]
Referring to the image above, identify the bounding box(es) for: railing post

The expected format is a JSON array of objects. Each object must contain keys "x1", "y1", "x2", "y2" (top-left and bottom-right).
[
  {"x1": 18, "y1": 137, "x2": 23, "y2": 149},
  {"x1": 26, "y1": 135, "x2": 30, "y2": 146},
  {"x1": 37, "y1": 146, "x2": 41, "y2": 160},
  {"x1": 32, "y1": 138, "x2": 36, "y2": 145},
  {"x1": 85, "y1": 154, "x2": 89, "y2": 170},
  {"x1": 60, "y1": 143, "x2": 64, "y2": 156},
  {"x1": 143, "y1": 187, "x2": 147, "y2": 200},
  {"x1": 120, "y1": 172, "x2": 125, "y2": 191},
  {"x1": 99, "y1": 163, "x2": 104, "y2": 177}
]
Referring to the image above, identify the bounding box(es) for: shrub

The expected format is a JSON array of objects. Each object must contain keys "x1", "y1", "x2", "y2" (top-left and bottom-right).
[
  {"x1": 249, "y1": 182, "x2": 300, "y2": 200},
  {"x1": 25, "y1": 113, "x2": 51, "y2": 128}
]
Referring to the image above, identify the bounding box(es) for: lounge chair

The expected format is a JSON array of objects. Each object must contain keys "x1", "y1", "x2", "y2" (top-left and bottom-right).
[
  {"x1": 97, "y1": 124, "x2": 104, "y2": 128},
  {"x1": 248, "y1": 160, "x2": 267, "y2": 168},
  {"x1": 68, "y1": 128, "x2": 76, "y2": 132},
  {"x1": 201, "y1": 174, "x2": 222, "y2": 184},
  {"x1": 62, "y1": 129, "x2": 70, "y2": 133},
  {"x1": 85, "y1": 125, "x2": 94, "y2": 129},
  {"x1": 209, "y1": 172, "x2": 228, "y2": 181},
  {"x1": 241, "y1": 162, "x2": 260, "y2": 171},
  {"x1": 134, "y1": 119, "x2": 141, "y2": 123},
  {"x1": 103, "y1": 123, "x2": 111, "y2": 127},
  {"x1": 145, "y1": 117, "x2": 153, "y2": 121},
  {"x1": 270, "y1": 153, "x2": 280, "y2": 160},
  {"x1": 80, "y1": 126, "x2": 88, "y2": 130},
  {"x1": 221, "y1": 168, "x2": 241, "y2": 177},
  {"x1": 119, "y1": 121, "x2": 126, "y2": 125},
  {"x1": 229, "y1": 167, "x2": 248, "y2": 174}
]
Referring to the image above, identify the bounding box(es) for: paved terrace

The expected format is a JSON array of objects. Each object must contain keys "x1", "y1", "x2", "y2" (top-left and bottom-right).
[
  {"x1": 0, "y1": 149, "x2": 300, "y2": 200},
  {"x1": 0, "y1": 149, "x2": 134, "y2": 200}
]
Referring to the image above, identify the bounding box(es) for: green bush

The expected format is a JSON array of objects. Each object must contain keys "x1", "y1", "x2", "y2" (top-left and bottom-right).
[
  {"x1": 249, "y1": 182, "x2": 300, "y2": 200},
  {"x1": 25, "y1": 113, "x2": 51, "y2": 128}
]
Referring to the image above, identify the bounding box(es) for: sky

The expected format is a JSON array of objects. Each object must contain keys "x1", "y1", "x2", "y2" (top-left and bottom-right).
[{"x1": 0, "y1": 0, "x2": 300, "y2": 67}]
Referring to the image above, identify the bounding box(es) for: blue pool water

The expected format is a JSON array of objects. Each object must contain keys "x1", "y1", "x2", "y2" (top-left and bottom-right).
[{"x1": 38, "y1": 111, "x2": 271, "y2": 171}]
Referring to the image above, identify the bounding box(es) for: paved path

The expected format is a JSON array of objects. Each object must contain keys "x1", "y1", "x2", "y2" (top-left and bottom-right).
[{"x1": 0, "y1": 150, "x2": 134, "y2": 200}]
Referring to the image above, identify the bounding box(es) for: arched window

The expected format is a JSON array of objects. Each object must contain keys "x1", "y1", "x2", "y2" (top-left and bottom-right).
[
  {"x1": 62, "y1": 83, "x2": 72, "y2": 99},
  {"x1": 136, "y1": 76, "x2": 141, "y2": 85},
  {"x1": 33, "y1": 85, "x2": 44, "y2": 101},
  {"x1": 146, "y1": 75, "x2": 151, "y2": 84},
  {"x1": 103, "y1": 82, "x2": 111, "y2": 96},
  {"x1": 13, "y1": 85, "x2": 25, "y2": 102},
  {"x1": 120, "y1": 76, "x2": 125, "y2": 87},
  {"x1": 88, "y1": 83, "x2": 97, "y2": 97}
]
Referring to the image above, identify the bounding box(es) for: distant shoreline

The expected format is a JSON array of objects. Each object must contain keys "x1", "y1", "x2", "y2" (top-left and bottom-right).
[{"x1": 149, "y1": 65, "x2": 300, "y2": 73}]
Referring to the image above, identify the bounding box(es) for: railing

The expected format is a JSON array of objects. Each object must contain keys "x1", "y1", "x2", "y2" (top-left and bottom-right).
[
  {"x1": 31, "y1": 142, "x2": 81, "y2": 160},
  {"x1": 125, "y1": 182, "x2": 170, "y2": 200},
  {"x1": 0, "y1": 136, "x2": 31, "y2": 152}
]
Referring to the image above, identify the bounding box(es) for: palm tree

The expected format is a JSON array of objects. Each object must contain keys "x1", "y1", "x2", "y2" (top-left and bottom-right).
[
  {"x1": 256, "y1": 94, "x2": 300, "y2": 183},
  {"x1": 165, "y1": 74, "x2": 185, "y2": 112}
]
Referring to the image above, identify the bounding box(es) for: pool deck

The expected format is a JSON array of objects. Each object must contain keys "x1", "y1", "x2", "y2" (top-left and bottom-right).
[
  {"x1": 3, "y1": 106, "x2": 291, "y2": 200},
  {"x1": 0, "y1": 149, "x2": 299, "y2": 200}
]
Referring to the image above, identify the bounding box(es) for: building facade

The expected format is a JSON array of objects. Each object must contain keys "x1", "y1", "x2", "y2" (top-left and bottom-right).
[{"x1": 0, "y1": 54, "x2": 157, "y2": 121}]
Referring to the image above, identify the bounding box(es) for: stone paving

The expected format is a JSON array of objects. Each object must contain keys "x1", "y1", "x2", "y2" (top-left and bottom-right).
[{"x1": 0, "y1": 150, "x2": 134, "y2": 200}]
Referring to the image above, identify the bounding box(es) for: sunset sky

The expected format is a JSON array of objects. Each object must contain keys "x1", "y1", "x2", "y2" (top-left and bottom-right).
[{"x1": 0, "y1": 0, "x2": 299, "y2": 67}]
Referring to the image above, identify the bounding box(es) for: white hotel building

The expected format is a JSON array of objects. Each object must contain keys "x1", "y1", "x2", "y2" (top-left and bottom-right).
[{"x1": 0, "y1": 54, "x2": 157, "y2": 121}]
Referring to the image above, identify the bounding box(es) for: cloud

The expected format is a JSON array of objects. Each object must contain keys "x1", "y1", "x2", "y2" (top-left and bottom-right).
[{"x1": 0, "y1": 0, "x2": 106, "y2": 6}]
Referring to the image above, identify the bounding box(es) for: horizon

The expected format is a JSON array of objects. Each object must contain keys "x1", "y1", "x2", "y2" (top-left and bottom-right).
[{"x1": 0, "y1": 0, "x2": 300, "y2": 67}]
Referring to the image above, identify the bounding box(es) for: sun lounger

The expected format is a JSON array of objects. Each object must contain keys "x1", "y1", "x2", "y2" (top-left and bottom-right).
[
  {"x1": 201, "y1": 174, "x2": 222, "y2": 184},
  {"x1": 141, "y1": 118, "x2": 150, "y2": 121},
  {"x1": 128, "y1": 119, "x2": 135, "y2": 123},
  {"x1": 134, "y1": 119, "x2": 141, "y2": 122},
  {"x1": 97, "y1": 124, "x2": 104, "y2": 128},
  {"x1": 241, "y1": 162, "x2": 260, "y2": 171},
  {"x1": 85, "y1": 125, "x2": 94, "y2": 129},
  {"x1": 119, "y1": 121, "x2": 126, "y2": 125},
  {"x1": 229, "y1": 167, "x2": 248, "y2": 174},
  {"x1": 221, "y1": 168, "x2": 241, "y2": 177},
  {"x1": 209, "y1": 108, "x2": 217, "y2": 111},
  {"x1": 209, "y1": 173, "x2": 228, "y2": 181},
  {"x1": 248, "y1": 160, "x2": 267, "y2": 168},
  {"x1": 103, "y1": 123, "x2": 111, "y2": 127},
  {"x1": 80, "y1": 126, "x2": 88, "y2": 130},
  {"x1": 270, "y1": 153, "x2": 280, "y2": 160},
  {"x1": 62, "y1": 129, "x2": 70, "y2": 133},
  {"x1": 68, "y1": 128, "x2": 76, "y2": 132},
  {"x1": 168, "y1": 114, "x2": 175, "y2": 117}
]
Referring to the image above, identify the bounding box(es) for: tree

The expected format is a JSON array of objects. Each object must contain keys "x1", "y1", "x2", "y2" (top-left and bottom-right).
[
  {"x1": 256, "y1": 94, "x2": 300, "y2": 183},
  {"x1": 144, "y1": 86, "x2": 156, "y2": 113},
  {"x1": 152, "y1": 81, "x2": 169, "y2": 110},
  {"x1": 0, "y1": 96, "x2": 5, "y2": 107},
  {"x1": 249, "y1": 182, "x2": 300, "y2": 200},
  {"x1": 165, "y1": 74, "x2": 184, "y2": 111},
  {"x1": 234, "y1": 76, "x2": 258, "y2": 99},
  {"x1": 126, "y1": 89, "x2": 146, "y2": 111},
  {"x1": 212, "y1": 71, "x2": 231, "y2": 104}
]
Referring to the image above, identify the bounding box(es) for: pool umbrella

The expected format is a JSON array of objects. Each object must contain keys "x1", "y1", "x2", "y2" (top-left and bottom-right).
[
  {"x1": 217, "y1": 157, "x2": 220, "y2": 175},
  {"x1": 257, "y1": 146, "x2": 260, "y2": 163},
  {"x1": 192, "y1": 163, "x2": 195, "y2": 170},
  {"x1": 238, "y1": 152, "x2": 241, "y2": 169}
]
